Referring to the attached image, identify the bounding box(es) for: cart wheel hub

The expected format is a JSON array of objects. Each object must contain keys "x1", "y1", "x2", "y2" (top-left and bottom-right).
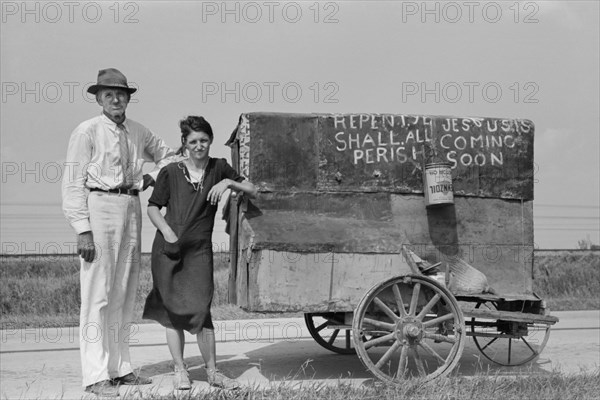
[
  {"x1": 405, "y1": 324, "x2": 421, "y2": 338},
  {"x1": 396, "y1": 317, "x2": 424, "y2": 342}
]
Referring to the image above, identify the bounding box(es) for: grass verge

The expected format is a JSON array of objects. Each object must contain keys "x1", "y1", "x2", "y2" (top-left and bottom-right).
[
  {"x1": 121, "y1": 370, "x2": 600, "y2": 400},
  {"x1": 1, "y1": 251, "x2": 598, "y2": 328}
]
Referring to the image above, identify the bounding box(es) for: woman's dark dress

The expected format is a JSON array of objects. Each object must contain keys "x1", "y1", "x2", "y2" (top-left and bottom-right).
[{"x1": 142, "y1": 158, "x2": 243, "y2": 334}]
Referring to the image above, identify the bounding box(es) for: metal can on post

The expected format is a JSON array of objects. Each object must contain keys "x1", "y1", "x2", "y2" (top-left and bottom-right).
[{"x1": 423, "y1": 161, "x2": 454, "y2": 207}]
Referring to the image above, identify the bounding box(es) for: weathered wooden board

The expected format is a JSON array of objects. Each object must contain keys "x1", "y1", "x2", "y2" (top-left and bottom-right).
[
  {"x1": 227, "y1": 112, "x2": 537, "y2": 312},
  {"x1": 235, "y1": 113, "x2": 319, "y2": 192},
  {"x1": 393, "y1": 196, "x2": 535, "y2": 300},
  {"x1": 243, "y1": 192, "x2": 406, "y2": 254},
  {"x1": 231, "y1": 112, "x2": 534, "y2": 200},
  {"x1": 236, "y1": 195, "x2": 534, "y2": 304},
  {"x1": 249, "y1": 251, "x2": 333, "y2": 312},
  {"x1": 463, "y1": 309, "x2": 559, "y2": 324},
  {"x1": 227, "y1": 193, "x2": 239, "y2": 304},
  {"x1": 235, "y1": 216, "x2": 254, "y2": 309},
  {"x1": 244, "y1": 251, "x2": 413, "y2": 312},
  {"x1": 318, "y1": 114, "x2": 534, "y2": 199},
  {"x1": 328, "y1": 253, "x2": 411, "y2": 310}
]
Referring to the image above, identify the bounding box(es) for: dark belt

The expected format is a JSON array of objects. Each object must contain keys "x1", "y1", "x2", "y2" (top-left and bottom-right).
[{"x1": 90, "y1": 187, "x2": 139, "y2": 196}]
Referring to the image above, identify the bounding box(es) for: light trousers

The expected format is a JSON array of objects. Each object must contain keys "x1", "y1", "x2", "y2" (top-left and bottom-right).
[{"x1": 79, "y1": 191, "x2": 141, "y2": 387}]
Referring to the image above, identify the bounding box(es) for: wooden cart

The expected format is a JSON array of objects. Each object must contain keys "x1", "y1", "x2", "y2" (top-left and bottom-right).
[{"x1": 225, "y1": 112, "x2": 558, "y2": 383}]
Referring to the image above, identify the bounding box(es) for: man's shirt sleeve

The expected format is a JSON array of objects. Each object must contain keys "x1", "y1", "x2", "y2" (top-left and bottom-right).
[
  {"x1": 143, "y1": 128, "x2": 178, "y2": 181},
  {"x1": 62, "y1": 127, "x2": 93, "y2": 234}
]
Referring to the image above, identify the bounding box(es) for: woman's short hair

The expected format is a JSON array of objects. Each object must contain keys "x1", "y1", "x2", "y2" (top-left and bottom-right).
[{"x1": 177, "y1": 116, "x2": 214, "y2": 155}]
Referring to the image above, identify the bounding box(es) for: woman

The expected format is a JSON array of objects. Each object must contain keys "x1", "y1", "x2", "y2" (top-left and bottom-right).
[{"x1": 143, "y1": 116, "x2": 257, "y2": 390}]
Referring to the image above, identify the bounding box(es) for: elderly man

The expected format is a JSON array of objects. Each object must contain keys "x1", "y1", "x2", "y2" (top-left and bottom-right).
[{"x1": 62, "y1": 68, "x2": 175, "y2": 397}]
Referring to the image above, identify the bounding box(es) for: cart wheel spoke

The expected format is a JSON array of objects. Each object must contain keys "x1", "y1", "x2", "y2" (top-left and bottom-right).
[
  {"x1": 315, "y1": 321, "x2": 328, "y2": 333},
  {"x1": 422, "y1": 313, "x2": 454, "y2": 328},
  {"x1": 363, "y1": 317, "x2": 395, "y2": 332},
  {"x1": 392, "y1": 284, "x2": 407, "y2": 318},
  {"x1": 521, "y1": 337, "x2": 538, "y2": 355},
  {"x1": 480, "y1": 336, "x2": 499, "y2": 351},
  {"x1": 408, "y1": 283, "x2": 421, "y2": 316},
  {"x1": 396, "y1": 345, "x2": 409, "y2": 378},
  {"x1": 328, "y1": 329, "x2": 340, "y2": 345},
  {"x1": 375, "y1": 340, "x2": 401, "y2": 369},
  {"x1": 374, "y1": 297, "x2": 400, "y2": 322},
  {"x1": 417, "y1": 293, "x2": 441, "y2": 321},
  {"x1": 363, "y1": 332, "x2": 395, "y2": 349},
  {"x1": 411, "y1": 347, "x2": 427, "y2": 377},
  {"x1": 419, "y1": 342, "x2": 446, "y2": 364},
  {"x1": 345, "y1": 329, "x2": 351, "y2": 349}
]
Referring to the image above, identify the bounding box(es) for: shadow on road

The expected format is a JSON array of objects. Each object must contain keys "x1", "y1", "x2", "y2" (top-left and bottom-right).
[{"x1": 139, "y1": 338, "x2": 555, "y2": 384}]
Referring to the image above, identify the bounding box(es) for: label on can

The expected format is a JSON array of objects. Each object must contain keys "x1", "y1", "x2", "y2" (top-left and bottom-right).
[{"x1": 424, "y1": 162, "x2": 454, "y2": 207}]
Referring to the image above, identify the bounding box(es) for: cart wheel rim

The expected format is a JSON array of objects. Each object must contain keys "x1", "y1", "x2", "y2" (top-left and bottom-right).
[
  {"x1": 352, "y1": 275, "x2": 466, "y2": 384},
  {"x1": 304, "y1": 313, "x2": 356, "y2": 355},
  {"x1": 470, "y1": 302, "x2": 552, "y2": 366}
]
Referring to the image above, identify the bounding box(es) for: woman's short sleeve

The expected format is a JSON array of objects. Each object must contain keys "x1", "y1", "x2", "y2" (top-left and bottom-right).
[
  {"x1": 148, "y1": 166, "x2": 170, "y2": 209},
  {"x1": 219, "y1": 158, "x2": 244, "y2": 183}
]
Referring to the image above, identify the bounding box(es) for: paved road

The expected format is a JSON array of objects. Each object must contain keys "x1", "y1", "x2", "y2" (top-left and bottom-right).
[{"x1": 1, "y1": 310, "x2": 598, "y2": 399}]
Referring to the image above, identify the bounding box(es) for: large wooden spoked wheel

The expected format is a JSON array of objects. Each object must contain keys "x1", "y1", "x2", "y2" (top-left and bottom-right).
[
  {"x1": 353, "y1": 275, "x2": 466, "y2": 383},
  {"x1": 304, "y1": 313, "x2": 356, "y2": 354},
  {"x1": 471, "y1": 302, "x2": 552, "y2": 366}
]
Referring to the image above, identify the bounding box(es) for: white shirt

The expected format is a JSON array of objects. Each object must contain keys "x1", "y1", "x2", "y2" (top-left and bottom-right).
[{"x1": 62, "y1": 114, "x2": 176, "y2": 234}]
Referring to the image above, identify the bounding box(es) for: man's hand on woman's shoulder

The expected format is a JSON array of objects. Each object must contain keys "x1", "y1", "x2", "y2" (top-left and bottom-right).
[{"x1": 143, "y1": 174, "x2": 155, "y2": 190}]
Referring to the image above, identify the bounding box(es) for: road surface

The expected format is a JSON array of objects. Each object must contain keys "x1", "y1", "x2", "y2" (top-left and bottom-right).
[{"x1": 0, "y1": 310, "x2": 598, "y2": 399}]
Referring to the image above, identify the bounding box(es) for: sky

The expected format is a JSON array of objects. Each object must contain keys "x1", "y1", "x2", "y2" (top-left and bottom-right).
[{"x1": 1, "y1": 0, "x2": 599, "y2": 254}]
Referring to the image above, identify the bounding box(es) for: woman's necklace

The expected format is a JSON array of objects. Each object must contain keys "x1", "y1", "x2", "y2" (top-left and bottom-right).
[
  {"x1": 188, "y1": 169, "x2": 204, "y2": 192},
  {"x1": 180, "y1": 159, "x2": 208, "y2": 192}
]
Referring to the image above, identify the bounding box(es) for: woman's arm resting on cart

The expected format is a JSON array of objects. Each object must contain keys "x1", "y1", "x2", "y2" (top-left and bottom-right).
[{"x1": 207, "y1": 178, "x2": 257, "y2": 205}]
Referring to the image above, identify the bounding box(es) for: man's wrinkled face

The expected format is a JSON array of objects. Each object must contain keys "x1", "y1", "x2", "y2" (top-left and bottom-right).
[{"x1": 97, "y1": 88, "x2": 130, "y2": 122}]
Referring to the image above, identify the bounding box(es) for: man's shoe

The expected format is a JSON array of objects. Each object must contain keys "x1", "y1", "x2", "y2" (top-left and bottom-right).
[
  {"x1": 174, "y1": 366, "x2": 192, "y2": 390},
  {"x1": 206, "y1": 368, "x2": 240, "y2": 390},
  {"x1": 85, "y1": 380, "x2": 119, "y2": 397},
  {"x1": 112, "y1": 372, "x2": 152, "y2": 385}
]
